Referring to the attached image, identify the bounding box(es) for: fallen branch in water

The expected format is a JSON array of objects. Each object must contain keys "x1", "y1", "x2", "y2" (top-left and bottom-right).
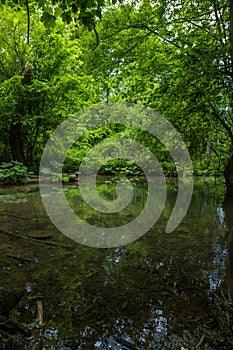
[
  {"x1": 0, "y1": 229, "x2": 75, "y2": 250},
  {"x1": 0, "y1": 212, "x2": 30, "y2": 220},
  {"x1": 5, "y1": 253, "x2": 36, "y2": 263}
]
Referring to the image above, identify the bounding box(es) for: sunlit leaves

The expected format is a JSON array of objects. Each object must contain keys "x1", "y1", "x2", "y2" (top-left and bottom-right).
[{"x1": 0, "y1": 0, "x2": 123, "y2": 29}]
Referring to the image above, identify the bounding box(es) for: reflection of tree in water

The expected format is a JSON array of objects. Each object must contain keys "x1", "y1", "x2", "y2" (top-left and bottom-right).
[
  {"x1": 223, "y1": 194, "x2": 233, "y2": 312},
  {"x1": 0, "y1": 187, "x2": 51, "y2": 233}
]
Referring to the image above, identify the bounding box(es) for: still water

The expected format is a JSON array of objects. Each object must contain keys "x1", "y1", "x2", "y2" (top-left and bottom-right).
[{"x1": 0, "y1": 177, "x2": 232, "y2": 349}]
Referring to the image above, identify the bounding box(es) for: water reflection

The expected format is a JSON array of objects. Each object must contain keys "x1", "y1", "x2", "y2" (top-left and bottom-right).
[{"x1": 0, "y1": 177, "x2": 232, "y2": 349}]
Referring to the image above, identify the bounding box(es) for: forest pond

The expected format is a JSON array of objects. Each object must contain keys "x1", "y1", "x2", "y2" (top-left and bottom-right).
[{"x1": 0, "y1": 177, "x2": 233, "y2": 350}]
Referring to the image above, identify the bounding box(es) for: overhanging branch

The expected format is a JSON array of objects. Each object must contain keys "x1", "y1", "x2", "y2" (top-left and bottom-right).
[{"x1": 208, "y1": 101, "x2": 233, "y2": 142}]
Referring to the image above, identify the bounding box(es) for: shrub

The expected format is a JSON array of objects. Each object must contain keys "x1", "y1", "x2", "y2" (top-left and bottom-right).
[{"x1": 0, "y1": 161, "x2": 31, "y2": 185}]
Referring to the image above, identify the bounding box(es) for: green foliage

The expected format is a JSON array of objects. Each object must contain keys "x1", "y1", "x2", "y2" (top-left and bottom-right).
[
  {"x1": 0, "y1": 0, "x2": 124, "y2": 29},
  {"x1": 77, "y1": 0, "x2": 231, "y2": 177},
  {"x1": 0, "y1": 161, "x2": 31, "y2": 185},
  {"x1": 62, "y1": 122, "x2": 178, "y2": 176},
  {"x1": 40, "y1": 160, "x2": 70, "y2": 183},
  {"x1": 0, "y1": 4, "x2": 100, "y2": 165},
  {"x1": 9, "y1": 307, "x2": 21, "y2": 320},
  {"x1": 99, "y1": 159, "x2": 143, "y2": 176},
  {"x1": 0, "y1": 0, "x2": 232, "y2": 179}
]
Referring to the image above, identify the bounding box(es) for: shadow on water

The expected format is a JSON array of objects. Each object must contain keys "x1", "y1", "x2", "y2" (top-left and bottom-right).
[{"x1": 0, "y1": 177, "x2": 233, "y2": 349}]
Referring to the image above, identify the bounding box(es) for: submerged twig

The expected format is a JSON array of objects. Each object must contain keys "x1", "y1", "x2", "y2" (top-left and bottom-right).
[
  {"x1": 47, "y1": 270, "x2": 98, "y2": 318},
  {"x1": 210, "y1": 290, "x2": 233, "y2": 310},
  {"x1": 195, "y1": 334, "x2": 206, "y2": 348},
  {"x1": 37, "y1": 299, "x2": 44, "y2": 326}
]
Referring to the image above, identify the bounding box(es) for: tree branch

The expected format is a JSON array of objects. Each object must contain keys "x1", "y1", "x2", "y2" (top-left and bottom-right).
[
  {"x1": 93, "y1": 27, "x2": 99, "y2": 50},
  {"x1": 230, "y1": 0, "x2": 233, "y2": 73},
  {"x1": 25, "y1": 0, "x2": 30, "y2": 44},
  {"x1": 124, "y1": 24, "x2": 183, "y2": 50},
  {"x1": 208, "y1": 101, "x2": 233, "y2": 142}
]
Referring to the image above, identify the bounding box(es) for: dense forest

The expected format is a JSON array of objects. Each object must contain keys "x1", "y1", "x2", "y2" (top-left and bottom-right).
[
  {"x1": 0, "y1": 0, "x2": 232, "y2": 192},
  {"x1": 1, "y1": 2, "x2": 233, "y2": 349}
]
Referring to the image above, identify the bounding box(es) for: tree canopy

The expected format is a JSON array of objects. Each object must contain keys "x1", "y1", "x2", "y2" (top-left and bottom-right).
[{"x1": 0, "y1": 0, "x2": 233, "y2": 192}]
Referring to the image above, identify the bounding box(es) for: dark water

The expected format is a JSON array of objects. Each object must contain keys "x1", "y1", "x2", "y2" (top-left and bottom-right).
[{"x1": 0, "y1": 177, "x2": 233, "y2": 349}]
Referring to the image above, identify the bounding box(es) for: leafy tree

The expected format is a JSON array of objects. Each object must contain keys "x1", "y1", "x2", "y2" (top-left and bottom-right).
[
  {"x1": 79, "y1": 0, "x2": 233, "y2": 185},
  {"x1": 0, "y1": 4, "x2": 98, "y2": 166}
]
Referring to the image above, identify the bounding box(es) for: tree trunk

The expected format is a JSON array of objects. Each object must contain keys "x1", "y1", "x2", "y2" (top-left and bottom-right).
[
  {"x1": 230, "y1": 0, "x2": 233, "y2": 67},
  {"x1": 206, "y1": 140, "x2": 211, "y2": 167},
  {"x1": 8, "y1": 68, "x2": 32, "y2": 164},
  {"x1": 225, "y1": 3, "x2": 233, "y2": 195},
  {"x1": 25, "y1": 120, "x2": 41, "y2": 166},
  {"x1": 224, "y1": 142, "x2": 233, "y2": 198},
  {"x1": 223, "y1": 196, "x2": 233, "y2": 302},
  {"x1": 9, "y1": 122, "x2": 25, "y2": 163}
]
